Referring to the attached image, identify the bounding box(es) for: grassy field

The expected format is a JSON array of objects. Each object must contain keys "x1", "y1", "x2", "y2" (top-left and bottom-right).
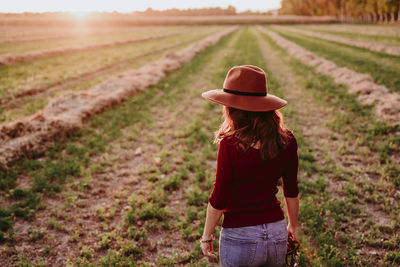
[
  {"x1": 0, "y1": 25, "x2": 183, "y2": 43},
  {"x1": 0, "y1": 26, "x2": 225, "y2": 123},
  {"x1": 0, "y1": 24, "x2": 399, "y2": 266},
  {"x1": 269, "y1": 26, "x2": 400, "y2": 93},
  {"x1": 0, "y1": 26, "x2": 190, "y2": 55},
  {"x1": 296, "y1": 24, "x2": 400, "y2": 39},
  {"x1": 296, "y1": 26, "x2": 400, "y2": 48}
]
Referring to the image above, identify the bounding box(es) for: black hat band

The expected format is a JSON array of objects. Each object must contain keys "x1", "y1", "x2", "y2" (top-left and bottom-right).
[{"x1": 223, "y1": 88, "x2": 267, "y2": 96}]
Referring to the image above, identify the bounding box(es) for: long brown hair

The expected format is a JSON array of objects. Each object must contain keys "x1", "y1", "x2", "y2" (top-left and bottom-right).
[{"x1": 215, "y1": 107, "x2": 289, "y2": 160}]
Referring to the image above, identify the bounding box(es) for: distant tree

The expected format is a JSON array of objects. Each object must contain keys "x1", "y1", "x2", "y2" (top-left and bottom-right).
[
  {"x1": 279, "y1": 0, "x2": 399, "y2": 22},
  {"x1": 134, "y1": 6, "x2": 238, "y2": 16},
  {"x1": 227, "y1": 5, "x2": 237, "y2": 15}
]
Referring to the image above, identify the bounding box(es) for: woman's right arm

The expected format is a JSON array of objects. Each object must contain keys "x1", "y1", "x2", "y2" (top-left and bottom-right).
[
  {"x1": 285, "y1": 196, "x2": 299, "y2": 241},
  {"x1": 282, "y1": 133, "x2": 299, "y2": 240}
]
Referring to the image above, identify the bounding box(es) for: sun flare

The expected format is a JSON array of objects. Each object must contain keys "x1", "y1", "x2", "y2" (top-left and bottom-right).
[{"x1": 68, "y1": 11, "x2": 91, "y2": 21}]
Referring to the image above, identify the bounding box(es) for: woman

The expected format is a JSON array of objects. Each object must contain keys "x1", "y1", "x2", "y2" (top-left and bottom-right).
[{"x1": 200, "y1": 65, "x2": 299, "y2": 267}]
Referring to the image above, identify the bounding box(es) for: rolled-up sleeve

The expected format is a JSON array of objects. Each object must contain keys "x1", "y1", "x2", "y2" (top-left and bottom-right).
[
  {"x1": 281, "y1": 137, "x2": 299, "y2": 198},
  {"x1": 208, "y1": 139, "x2": 233, "y2": 210}
]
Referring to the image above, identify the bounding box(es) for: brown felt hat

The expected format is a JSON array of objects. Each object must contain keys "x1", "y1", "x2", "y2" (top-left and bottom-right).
[{"x1": 202, "y1": 65, "x2": 287, "y2": 111}]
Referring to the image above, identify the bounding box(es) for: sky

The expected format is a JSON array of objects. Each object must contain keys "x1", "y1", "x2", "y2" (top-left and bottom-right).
[{"x1": 0, "y1": 0, "x2": 281, "y2": 13}]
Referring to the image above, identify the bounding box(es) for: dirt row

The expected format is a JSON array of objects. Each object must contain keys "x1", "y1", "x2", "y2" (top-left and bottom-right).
[
  {"x1": 0, "y1": 25, "x2": 164, "y2": 43},
  {"x1": 257, "y1": 26, "x2": 400, "y2": 123},
  {"x1": 0, "y1": 32, "x2": 182, "y2": 65},
  {"x1": 301, "y1": 24, "x2": 400, "y2": 37},
  {"x1": 0, "y1": 27, "x2": 237, "y2": 170},
  {"x1": 0, "y1": 33, "x2": 113, "y2": 45},
  {"x1": 276, "y1": 26, "x2": 400, "y2": 56},
  {"x1": 0, "y1": 27, "x2": 160, "y2": 44},
  {"x1": 1, "y1": 35, "x2": 204, "y2": 108}
]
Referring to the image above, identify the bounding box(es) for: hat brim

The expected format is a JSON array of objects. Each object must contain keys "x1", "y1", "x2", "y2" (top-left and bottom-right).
[{"x1": 202, "y1": 89, "x2": 287, "y2": 112}]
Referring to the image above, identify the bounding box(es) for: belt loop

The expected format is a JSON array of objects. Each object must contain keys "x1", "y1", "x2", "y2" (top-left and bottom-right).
[{"x1": 262, "y1": 223, "x2": 268, "y2": 240}]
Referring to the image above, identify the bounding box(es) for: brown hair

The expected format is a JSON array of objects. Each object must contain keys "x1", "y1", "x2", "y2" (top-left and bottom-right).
[{"x1": 215, "y1": 107, "x2": 289, "y2": 160}]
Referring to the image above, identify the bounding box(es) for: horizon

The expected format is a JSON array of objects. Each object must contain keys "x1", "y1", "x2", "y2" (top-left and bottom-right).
[{"x1": 0, "y1": 0, "x2": 281, "y2": 13}]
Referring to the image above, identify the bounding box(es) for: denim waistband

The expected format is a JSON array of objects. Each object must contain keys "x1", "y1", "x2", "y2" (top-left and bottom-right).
[{"x1": 221, "y1": 219, "x2": 287, "y2": 241}]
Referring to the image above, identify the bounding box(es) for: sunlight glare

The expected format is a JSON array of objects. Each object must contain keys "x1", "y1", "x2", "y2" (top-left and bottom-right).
[{"x1": 68, "y1": 11, "x2": 91, "y2": 21}]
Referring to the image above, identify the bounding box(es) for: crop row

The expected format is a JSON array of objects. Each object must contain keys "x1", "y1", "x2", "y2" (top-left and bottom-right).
[
  {"x1": 0, "y1": 27, "x2": 236, "y2": 170},
  {"x1": 276, "y1": 26, "x2": 400, "y2": 56},
  {"x1": 0, "y1": 27, "x2": 191, "y2": 55},
  {"x1": 0, "y1": 32, "x2": 184, "y2": 65},
  {"x1": 273, "y1": 28, "x2": 400, "y2": 95},
  {"x1": 0, "y1": 25, "x2": 182, "y2": 43},
  {"x1": 259, "y1": 26, "x2": 400, "y2": 123},
  {"x1": 0, "y1": 27, "x2": 217, "y2": 97},
  {"x1": 297, "y1": 24, "x2": 400, "y2": 38},
  {"x1": 259, "y1": 26, "x2": 400, "y2": 189},
  {"x1": 0, "y1": 27, "x2": 224, "y2": 122}
]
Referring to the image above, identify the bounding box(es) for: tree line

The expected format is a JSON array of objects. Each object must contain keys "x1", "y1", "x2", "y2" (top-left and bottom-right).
[
  {"x1": 280, "y1": 0, "x2": 400, "y2": 22},
  {"x1": 133, "y1": 6, "x2": 237, "y2": 16}
]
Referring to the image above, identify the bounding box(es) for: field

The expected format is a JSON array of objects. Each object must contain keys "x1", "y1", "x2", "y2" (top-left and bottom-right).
[{"x1": 0, "y1": 23, "x2": 399, "y2": 266}]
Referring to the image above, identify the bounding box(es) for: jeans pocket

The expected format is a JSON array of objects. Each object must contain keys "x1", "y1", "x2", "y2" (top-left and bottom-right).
[
  {"x1": 266, "y1": 238, "x2": 287, "y2": 267},
  {"x1": 268, "y1": 219, "x2": 287, "y2": 241},
  {"x1": 274, "y1": 239, "x2": 287, "y2": 267},
  {"x1": 220, "y1": 236, "x2": 257, "y2": 267}
]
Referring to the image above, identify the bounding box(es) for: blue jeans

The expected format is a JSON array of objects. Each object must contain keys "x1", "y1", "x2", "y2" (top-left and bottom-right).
[{"x1": 219, "y1": 219, "x2": 287, "y2": 267}]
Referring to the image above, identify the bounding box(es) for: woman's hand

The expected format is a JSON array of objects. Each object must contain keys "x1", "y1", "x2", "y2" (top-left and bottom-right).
[
  {"x1": 200, "y1": 235, "x2": 216, "y2": 258},
  {"x1": 287, "y1": 223, "x2": 299, "y2": 241},
  {"x1": 284, "y1": 196, "x2": 299, "y2": 241},
  {"x1": 201, "y1": 203, "x2": 223, "y2": 258}
]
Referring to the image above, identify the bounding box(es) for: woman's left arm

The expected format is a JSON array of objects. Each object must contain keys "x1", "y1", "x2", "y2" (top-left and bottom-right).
[
  {"x1": 201, "y1": 139, "x2": 232, "y2": 257},
  {"x1": 200, "y1": 202, "x2": 223, "y2": 257}
]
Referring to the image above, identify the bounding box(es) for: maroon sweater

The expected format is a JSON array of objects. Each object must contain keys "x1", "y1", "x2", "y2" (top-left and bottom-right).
[{"x1": 208, "y1": 131, "x2": 299, "y2": 228}]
